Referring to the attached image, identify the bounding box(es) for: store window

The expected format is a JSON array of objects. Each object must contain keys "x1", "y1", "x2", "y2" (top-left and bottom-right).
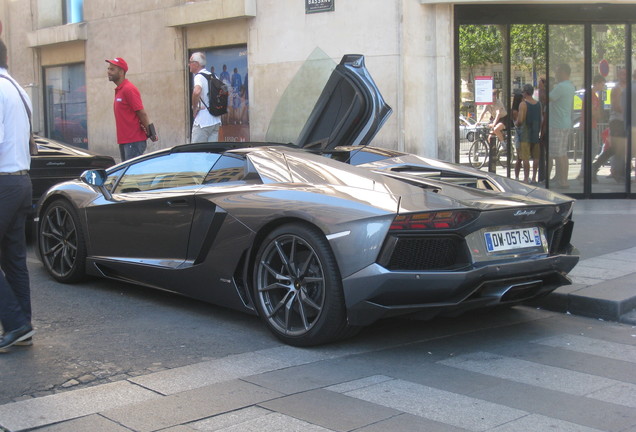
[
  {"x1": 44, "y1": 64, "x2": 87, "y2": 148},
  {"x1": 189, "y1": 45, "x2": 249, "y2": 142},
  {"x1": 37, "y1": 0, "x2": 83, "y2": 28},
  {"x1": 456, "y1": 4, "x2": 635, "y2": 197}
]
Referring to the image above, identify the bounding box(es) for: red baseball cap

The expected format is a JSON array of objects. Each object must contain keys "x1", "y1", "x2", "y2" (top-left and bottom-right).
[{"x1": 105, "y1": 57, "x2": 128, "y2": 73}]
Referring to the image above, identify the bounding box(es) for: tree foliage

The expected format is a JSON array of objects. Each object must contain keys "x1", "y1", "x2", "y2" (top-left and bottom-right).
[
  {"x1": 459, "y1": 25, "x2": 502, "y2": 69},
  {"x1": 594, "y1": 25, "x2": 626, "y2": 65},
  {"x1": 460, "y1": 23, "x2": 630, "y2": 75},
  {"x1": 510, "y1": 25, "x2": 546, "y2": 72}
]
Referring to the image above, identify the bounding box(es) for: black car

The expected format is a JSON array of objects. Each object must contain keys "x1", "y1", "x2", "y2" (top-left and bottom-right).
[{"x1": 30, "y1": 136, "x2": 116, "y2": 206}]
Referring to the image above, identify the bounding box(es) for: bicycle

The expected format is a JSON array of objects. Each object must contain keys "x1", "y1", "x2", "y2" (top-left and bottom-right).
[{"x1": 468, "y1": 125, "x2": 515, "y2": 169}]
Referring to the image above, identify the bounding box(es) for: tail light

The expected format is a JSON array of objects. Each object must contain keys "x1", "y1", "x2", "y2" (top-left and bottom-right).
[{"x1": 390, "y1": 210, "x2": 478, "y2": 231}]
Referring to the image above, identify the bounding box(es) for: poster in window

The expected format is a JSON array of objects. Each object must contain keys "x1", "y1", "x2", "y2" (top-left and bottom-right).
[
  {"x1": 200, "y1": 45, "x2": 249, "y2": 142},
  {"x1": 474, "y1": 76, "x2": 493, "y2": 105}
]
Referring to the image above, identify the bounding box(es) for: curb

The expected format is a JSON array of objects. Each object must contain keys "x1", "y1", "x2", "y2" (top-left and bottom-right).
[{"x1": 530, "y1": 274, "x2": 636, "y2": 323}]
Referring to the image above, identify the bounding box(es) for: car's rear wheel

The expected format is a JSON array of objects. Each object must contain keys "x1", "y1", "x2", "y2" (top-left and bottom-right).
[
  {"x1": 253, "y1": 223, "x2": 352, "y2": 346},
  {"x1": 39, "y1": 200, "x2": 87, "y2": 283}
]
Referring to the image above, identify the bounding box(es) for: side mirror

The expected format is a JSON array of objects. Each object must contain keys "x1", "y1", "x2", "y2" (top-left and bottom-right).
[{"x1": 80, "y1": 169, "x2": 107, "y2": 187}]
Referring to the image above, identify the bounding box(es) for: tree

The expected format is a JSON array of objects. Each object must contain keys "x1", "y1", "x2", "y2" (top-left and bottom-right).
[
  {"x1": 510, "y1": 25, "x2": 546, "y2": 73},
  {"x1": 459, "y1": 25, "x2": 503, "y2": 71}
]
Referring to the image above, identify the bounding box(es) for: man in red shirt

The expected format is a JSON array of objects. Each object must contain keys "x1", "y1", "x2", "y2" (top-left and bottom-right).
[{"x1": 106, "y1": 57, "x2": 157, "y2": 161}]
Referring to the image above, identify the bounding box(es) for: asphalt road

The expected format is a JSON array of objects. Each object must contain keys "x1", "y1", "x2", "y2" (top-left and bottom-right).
[{"x1": 1, "y1": 246, "x2": 276, "y2": 405}]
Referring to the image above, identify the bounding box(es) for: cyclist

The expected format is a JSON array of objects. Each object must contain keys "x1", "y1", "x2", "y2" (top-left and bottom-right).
[{"x1": 478, "y1": 88, "x2": 509, "y2": 145}]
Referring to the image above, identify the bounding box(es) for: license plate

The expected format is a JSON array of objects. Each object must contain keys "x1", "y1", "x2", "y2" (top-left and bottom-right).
[{"x1": 484, "y1": 227, "x2": 542, "y2": 253}]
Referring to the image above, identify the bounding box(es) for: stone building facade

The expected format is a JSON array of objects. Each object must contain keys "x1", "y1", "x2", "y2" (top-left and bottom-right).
[
  {"x1": 1, "y1": 0, "x2": 635, "y2": 200},
  {"x1": 0, "y1": 0, "x2": 453, "y2": 161}
]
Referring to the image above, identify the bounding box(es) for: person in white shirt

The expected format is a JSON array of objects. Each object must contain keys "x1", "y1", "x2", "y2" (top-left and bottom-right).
[
  {"x1": 0, "y1": 38, "x2": 36, "y2": 351},
  {"x1": 188, "y1": 52, "x2": 222, "y2": 142}
]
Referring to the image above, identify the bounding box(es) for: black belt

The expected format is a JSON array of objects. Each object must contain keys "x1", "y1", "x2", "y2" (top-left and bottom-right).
[{"x1": 0, "y1": 170, "x2": 29, "y2": 175}]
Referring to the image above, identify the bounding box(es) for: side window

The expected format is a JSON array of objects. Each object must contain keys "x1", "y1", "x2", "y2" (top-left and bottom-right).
[
  {"x1": 114, "y1": 152, "x2": 220, "y2": 193},
  {"x1": 203, "y1": 154, "x2": 247, "y2": 184},
  {"x1": 104, "y1": 168, "x2": 124, "y2": 192}
]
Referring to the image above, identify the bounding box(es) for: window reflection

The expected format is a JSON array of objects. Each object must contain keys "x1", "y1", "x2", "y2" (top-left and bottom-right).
[
  {"x1": 37, "y1": 0, "x2": 83, "y2": 28},
  {"x1": 204, "y1": 155, "x2": 247, "y2": 184},
  {"x1": 44, "y1": 64, "x2": 87, "y2": 148},
  {"x1": 114, "y1": 153, "x2": 220, "y2": 193}
]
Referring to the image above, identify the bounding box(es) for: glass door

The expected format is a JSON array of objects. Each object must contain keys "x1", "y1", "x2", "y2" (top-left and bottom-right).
[
  {"x1": 546, "y1": 25, "x2": 583, "y2": 192},
  {"x1": 588, "y1": 25, "x2": 628, "y2": 193},
  {"x1": 510, "y1": 24, "x2": 546, "y2": 184},
  {"x1": 457, "y1": 7, "x2": 635, "y2": 197}
]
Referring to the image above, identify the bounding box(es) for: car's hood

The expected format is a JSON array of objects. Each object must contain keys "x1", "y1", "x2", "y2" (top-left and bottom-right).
[{"x1": 295, "y1": 54, "x2": 392, "y2": 151}]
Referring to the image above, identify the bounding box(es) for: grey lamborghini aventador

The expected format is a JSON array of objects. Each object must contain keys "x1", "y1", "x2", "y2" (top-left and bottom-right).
[{"x1": 35, "y1": 54, "x2": 578, "y2": 346}]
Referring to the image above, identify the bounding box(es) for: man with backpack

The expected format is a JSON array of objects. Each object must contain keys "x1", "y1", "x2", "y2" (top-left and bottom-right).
[{"x1": 189, "y1": 52, "x2": 222, "y2": 142}]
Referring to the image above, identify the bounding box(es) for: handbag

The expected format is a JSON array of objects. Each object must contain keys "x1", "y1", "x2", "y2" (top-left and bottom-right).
[{"x1": 0, "y1": 74, "x2": 38, "y2": 155}]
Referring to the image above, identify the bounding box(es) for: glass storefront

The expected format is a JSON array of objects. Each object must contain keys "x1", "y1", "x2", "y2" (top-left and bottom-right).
[
  {"x1": 456, "y1": 4, "x2": 634, "y2": 198},
  {"x1": 188, "y1": 45, "x2": 250, "y2": 143},
  {"x1": 43, "y1": 63, "x2": 87, "y2": 148}
]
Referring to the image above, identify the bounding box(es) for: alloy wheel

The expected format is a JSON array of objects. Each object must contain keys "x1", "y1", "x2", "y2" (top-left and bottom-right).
[
  {"x1": 40, "y1": 203, "x2": 81, "y2": 280},
  {"x1": 256, "y1": 233, "x2": 326, "y2": 337}
]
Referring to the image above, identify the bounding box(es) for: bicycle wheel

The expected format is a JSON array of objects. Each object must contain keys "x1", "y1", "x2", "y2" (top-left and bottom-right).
[
  {"x1": 496, "y1": 140, "x2": 513, "y2": 169},
  {"x1": 468, "y1": 140, "x2": 489, "y2": 169}
]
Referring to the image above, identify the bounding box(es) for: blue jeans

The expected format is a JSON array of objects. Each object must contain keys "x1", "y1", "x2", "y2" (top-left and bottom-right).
[
  {"x1": 119, "y1": 140, "x2": 147, "y2": 162},
  {"x1": 0, "y1": 174, "x2": 32, "y2": 332}
]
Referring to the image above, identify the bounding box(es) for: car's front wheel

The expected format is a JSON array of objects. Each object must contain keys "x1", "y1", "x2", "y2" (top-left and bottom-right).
[
  {"x1": 39, "y1": 200, "x2": 87, "y2": 283},
  {"x1": 253, "y1": 223, "x2": 353, "y2": 346}
]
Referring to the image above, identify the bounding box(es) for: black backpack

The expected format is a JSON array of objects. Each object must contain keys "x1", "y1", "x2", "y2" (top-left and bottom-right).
[{"x1": 197, "y1": 72, "x2": 228, "y2": 116}]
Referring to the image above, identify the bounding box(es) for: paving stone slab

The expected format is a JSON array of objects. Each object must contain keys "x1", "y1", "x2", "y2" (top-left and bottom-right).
[
  {"x1": 29, "y1": 414, "x2": 132, "y2": 432},
  {"x1": 488, "y1": 414, "x2": 605, "y2": 432},
  {"x1": 184, "y1": 406, "x2": 272, "y2": 431},
  {"x1": 259, "y1": 388, "x2": 400, "y2": 432},
  {"x1": 243, "y1": 357, "x2": 372, "y2": 395},
  {"x1": 0, "y1": 381, "x2": 160, "y2": 432},
  {"x1": 336, "y1": 378, "x2": 527, "y2": 431},
  {"x1": 471, "y1": 379, "x2": 636, "y2": 432},
  {"x1": 101, "y1": 379, "x2": 283, "y2": 432},
  {"x1": 353, "y1": 413, "x2": 469, "y2": 432}
]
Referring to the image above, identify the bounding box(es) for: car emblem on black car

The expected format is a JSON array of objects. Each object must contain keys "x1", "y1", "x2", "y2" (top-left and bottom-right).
[{"x1": 513, "y1": 209, "x2": 537, "y2": 216}]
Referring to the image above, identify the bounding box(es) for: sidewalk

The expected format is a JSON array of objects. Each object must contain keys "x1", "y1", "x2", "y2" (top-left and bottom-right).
[
  {"x1": 531, "y1": 198, "x2": 636, "y2": 324},
  {"x1": 1, "y1": 199, "x2": 635, "y2": 432},
  {"x1": 533, "y1": 246, "x2": 636, "y2": 324}
]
